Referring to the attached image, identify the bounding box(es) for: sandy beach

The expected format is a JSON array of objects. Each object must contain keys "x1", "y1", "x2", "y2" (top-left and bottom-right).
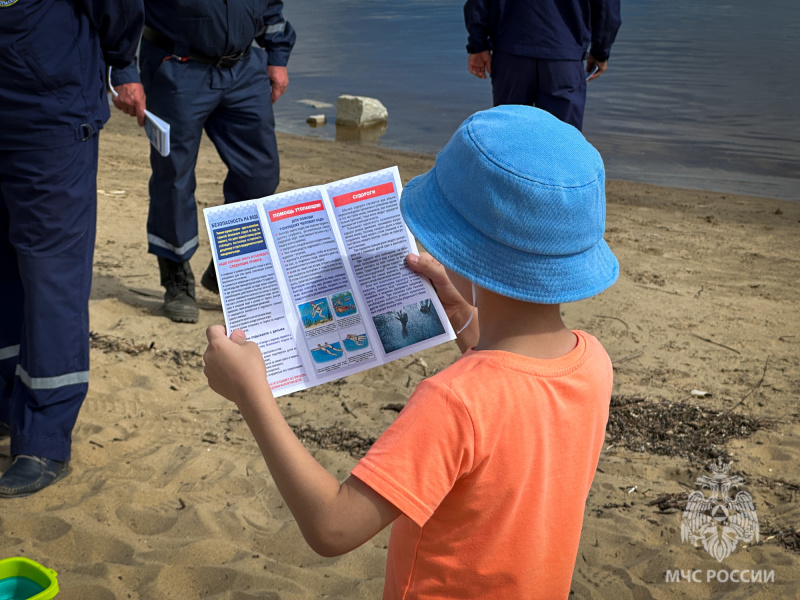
[{"x1": 1, "y1": 111, "x2": 798, "y2": 599}]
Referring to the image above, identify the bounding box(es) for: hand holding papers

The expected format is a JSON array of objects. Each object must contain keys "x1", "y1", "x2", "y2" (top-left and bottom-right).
[
  {"x1": 108, "y1": 68, "x2": 170, "y2": 156},
  {"x1": 203, "y1": 167, "x2": 456, "y2": 397}
]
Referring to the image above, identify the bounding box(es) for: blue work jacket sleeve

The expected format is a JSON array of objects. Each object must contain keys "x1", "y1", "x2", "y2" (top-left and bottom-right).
[
  {"x1": 255, "y1": 0, "x2": 296, "y2": 66},
  {"x1": 463, "y1": 0, "x2": 491, "y2": 54},
  {"x1": 77, "y1": 0, "x2": 144, "y2": 69},
  {"x1": 109, "y1": 62, "x2": 141, "y2": 87},
  {"x1": 588, "y1": 0, "x2": 621, "y2": 62}
]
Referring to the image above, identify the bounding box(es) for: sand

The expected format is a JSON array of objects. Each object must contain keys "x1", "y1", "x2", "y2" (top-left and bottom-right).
[{"x1": 1, "y1": 112, "x2": 798, "y2": 599}]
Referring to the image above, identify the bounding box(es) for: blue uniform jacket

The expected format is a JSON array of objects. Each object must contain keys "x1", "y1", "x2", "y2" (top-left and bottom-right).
[
  {"x1": 464, "y1": 0, "x2": 621, "y2": 62},
  {"x1": 0, "y1": 0, "x2": 144, "y2": 150},
  {"x1": 110, "y1": 0, "x2": 296, "y2": 86}
]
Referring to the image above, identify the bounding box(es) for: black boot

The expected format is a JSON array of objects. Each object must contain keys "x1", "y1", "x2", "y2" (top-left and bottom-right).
[
  {"x1": 158, "y1": 257, "x2": 199, "y2": 323},
  {"x1": 200, "y1": 259, "x2": 219, "y2": 294}
]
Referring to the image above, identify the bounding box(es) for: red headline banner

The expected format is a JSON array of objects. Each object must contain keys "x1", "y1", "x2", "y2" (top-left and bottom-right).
[
  {"x1": 332, "y1": 182, "x2": 395, "y2": 208},
  {"x1": 268, "y1": 200, "x2": 324, "y2": 222}
]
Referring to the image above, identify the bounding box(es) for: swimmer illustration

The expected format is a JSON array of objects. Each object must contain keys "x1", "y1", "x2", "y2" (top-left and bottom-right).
[
  {"x1": 314, "y1": 342, "x2": 342, "y2": 356},
  {"x1": 310, "y1": 301, "x2": 325, "y2": 320},
  {"x1": 331, "y1": 291, "x2": 357, "y2": 316},
  {"x1": 395, "y1": 309, "x2": 409, "y2": 338},
  {"x1": 299, "y1": 298, "x2": 333, "y2": 329},
  {"x1": 345, "y1": 333, "x2": 367, "y2": 346},
  {"x1": 419, "y1": 299, "x2": 433, "y2": 314}
]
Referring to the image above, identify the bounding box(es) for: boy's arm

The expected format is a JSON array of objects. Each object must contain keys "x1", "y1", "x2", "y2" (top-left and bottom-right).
[
  {"x1": 204, "y1": 326, "x2": 401, "y2": 557},
  {"x1": 407, "y1": 253, "x2": 479, "y2": 352}
]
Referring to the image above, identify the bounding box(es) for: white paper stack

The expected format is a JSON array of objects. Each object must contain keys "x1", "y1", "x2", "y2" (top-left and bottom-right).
[{"x1": 143, "y1": 111, "x2": 170, "y2": 157}]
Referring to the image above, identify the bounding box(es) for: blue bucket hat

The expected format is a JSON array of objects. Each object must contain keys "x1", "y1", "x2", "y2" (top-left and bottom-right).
[{"x1": 400, "y1": 105, "x2": 618, "y2": 304}]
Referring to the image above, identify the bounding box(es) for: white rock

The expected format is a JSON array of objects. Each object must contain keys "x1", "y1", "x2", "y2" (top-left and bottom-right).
[
  {"x1": 336, "y1": 95, "x2": 388, "y2": 127},
  {"x1": 306, "y1": 114, "x2": 327, "y2": 127}
]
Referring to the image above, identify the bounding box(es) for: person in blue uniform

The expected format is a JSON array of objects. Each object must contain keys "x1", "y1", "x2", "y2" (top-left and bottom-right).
[
  {"x1": 464, "y1": 0, "x2": 621, "y2": 130},
  {"x1": 112, "y1": 1, "x2": 296, "y2": 323},
  {"x1": 0, "y1": 0, "x2": 144, "y2": 498}
]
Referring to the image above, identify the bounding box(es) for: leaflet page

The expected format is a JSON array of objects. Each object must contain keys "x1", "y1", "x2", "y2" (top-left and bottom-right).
[
  {"x1": 323, "y1": 167, "x2": 455, "y2": 360},
  {"x1": 262, "y1": 187, "x2": 377, "y2": 386},
  {"x1": 204, "y1": 202, "x2": 309, "y2": 397}
]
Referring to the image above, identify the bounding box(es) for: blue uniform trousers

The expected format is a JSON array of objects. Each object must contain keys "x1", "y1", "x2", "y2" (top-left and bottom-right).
[
  {"x1": 139, "y1": 38, "x2": 280, "y2": 262},
  {"x1": 491, "y1": 51, "x2": 587, "y2": 131},
  {"x1": 0, "y1": 137, "x2": 98, "y2": 462}
]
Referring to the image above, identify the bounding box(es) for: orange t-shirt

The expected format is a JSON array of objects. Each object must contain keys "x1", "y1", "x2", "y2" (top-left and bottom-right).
[{"x1": 351, "y1": 330, "x2": 612, "y2": 600}]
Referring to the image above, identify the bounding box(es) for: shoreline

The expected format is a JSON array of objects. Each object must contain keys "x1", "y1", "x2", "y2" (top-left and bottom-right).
[
  {"x1": 278, "y1": 126, "x2": 800, "y2": 204},
  {"x1": 1, "y1": 112, "x2": 798, "y2": 599},
  {"x1": 270, "y1": 122, "x2": 800, "y2": 203}
]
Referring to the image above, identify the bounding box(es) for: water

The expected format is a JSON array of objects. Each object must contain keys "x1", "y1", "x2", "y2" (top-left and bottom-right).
[
  {"x1": 274, "y1": 0, "x2": 800, "y2": 201},
  {"x1": 0, "y1": 576, "x2": 45, "y2": 600}
]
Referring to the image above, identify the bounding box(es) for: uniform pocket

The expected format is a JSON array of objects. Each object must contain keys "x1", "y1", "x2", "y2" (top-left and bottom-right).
[{"x1": 18, "y1": 47, "x2": 71, "y2": 104}]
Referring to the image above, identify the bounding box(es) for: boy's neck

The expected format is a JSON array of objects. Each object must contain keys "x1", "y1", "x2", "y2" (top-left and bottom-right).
[{"x1": 474, "y1": 292, "x2": 576, "y2": 360}]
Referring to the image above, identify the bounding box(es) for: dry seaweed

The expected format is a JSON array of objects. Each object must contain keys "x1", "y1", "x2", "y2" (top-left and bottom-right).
[
  {"x1": 761, "y1": 523, "x2": 800, "y2": 554},
  {"x1": 606, "y1": 395, "x2": 766, "y2": 461},
  {"x1": 768, "y1": 528, "x2": 800, "y2": 553},
  {"x1": 90, "y1": 331, "x2": 203, "y2": 368},
  {"x1": 646, "y1": 492, "x2": 689, "y2": 513}
]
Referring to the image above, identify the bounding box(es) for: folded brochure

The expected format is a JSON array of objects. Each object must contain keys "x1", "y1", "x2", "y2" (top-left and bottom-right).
[
  {"x1": 142, "y1": 110, "x2": 170, "y2": 157},
  {"x1": 203, "y1": 167, "x2": 456, "y2": 397}
]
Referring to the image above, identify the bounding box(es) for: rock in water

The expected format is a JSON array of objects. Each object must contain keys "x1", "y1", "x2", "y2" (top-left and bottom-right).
[
  {"x1": 306, "y1": 114, "x2": 327, "y2": 127},
  {"x1": 297, "y1": 99, "x2": 334, "y2": 109},
  {"x1": 336, "y1": 95, "x2": 388, "y2": 126}
]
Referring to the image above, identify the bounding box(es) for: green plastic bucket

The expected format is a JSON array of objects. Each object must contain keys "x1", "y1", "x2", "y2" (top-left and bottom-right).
[{"x1": 0, "y1": 558, "x2": 58, "y2": 600}]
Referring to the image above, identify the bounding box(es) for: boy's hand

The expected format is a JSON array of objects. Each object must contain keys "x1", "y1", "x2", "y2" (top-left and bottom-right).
[
  {"x1": 407, "y1": 253, "x2": 471, "y2": 316},
  {"x1": 204, "y1": 325, "x2": 271, "y2": 403},
  {"x1": 406, "y1": 253, "x2": 478, "y2": 349}
]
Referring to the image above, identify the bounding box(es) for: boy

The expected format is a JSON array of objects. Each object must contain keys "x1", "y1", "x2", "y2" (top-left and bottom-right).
[{"x1": 203, "y1": 105, "x2": 619, "y2": 599}]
